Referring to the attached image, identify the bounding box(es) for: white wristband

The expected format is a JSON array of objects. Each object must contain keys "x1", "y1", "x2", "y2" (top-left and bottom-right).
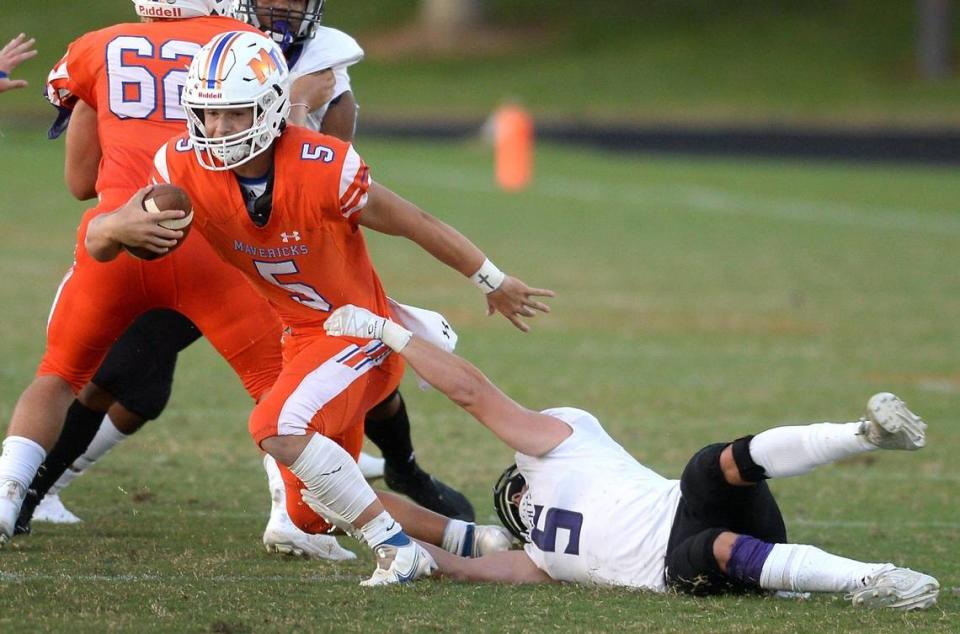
[
  {"x1": 470, "y1": 258, "x2": 506, "y2": 294},
  {"x1": 381, "y1": 319, "x2": 413, "y2": 352}
]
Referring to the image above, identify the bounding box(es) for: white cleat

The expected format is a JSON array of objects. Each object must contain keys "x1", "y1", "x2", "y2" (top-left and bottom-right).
[
  {"x1": 861, "y1": 393, "x2": 927, "y2": 450},
  {"x1": 262, "y1": 514, "x2": 357, "y2": 561},
  {"x1": 470, "y1": 524, "x2": 516, "y2": 557},
  {"x1": 361, "y1": 540, "x2": 436, "y2": 587},
  {"x1": 848, "y1": 565, "x2": 940, "y2": 610},
  {"x1": 358, "y1": 452, "x2": 385, "y2": 481},
  {"x1": 0, "y1": 480, "x2": 26, "y2": 547},
  {"x1": 32, "y1": 494, "x2": 82, "y2": 524}
]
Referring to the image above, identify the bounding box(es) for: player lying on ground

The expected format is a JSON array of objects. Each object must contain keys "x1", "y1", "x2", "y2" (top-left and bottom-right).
[
  {"x1": 320, "y1": 305, "x2": 941, "y2": 608},
  {"x1": 21, "y1": 0, "x2": 474, "y2": 557},
  {"x1": 86, "y1": 31, "x2": 552, "y2": 585}
]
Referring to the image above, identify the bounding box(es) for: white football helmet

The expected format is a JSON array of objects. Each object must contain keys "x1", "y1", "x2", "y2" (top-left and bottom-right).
[
  {"x1": 234, "y1": 0, "x2": 325, "y2": 52},
  {"x1": 182, "y1": 31, "x2": 291, "y2": 170},
  {"x1": 131, "y1": 0, "x2": 233, "y2": 19}
]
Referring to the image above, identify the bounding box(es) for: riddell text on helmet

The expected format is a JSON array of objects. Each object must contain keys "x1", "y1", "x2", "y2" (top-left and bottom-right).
[{"x1": 136, "y1": 7, "x2": 184, "y2": 18}]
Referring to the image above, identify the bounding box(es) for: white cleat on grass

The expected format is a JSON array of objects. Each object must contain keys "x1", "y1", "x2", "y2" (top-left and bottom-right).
[
  {"x1": 861, "y1": 393, "x2": 927, "y2": 450},
  {"x1": 471, "y1": 524, "x2": 516, "y2": 557},
  {"x1": 361, "y1": 540, "x2": 436, "y2": 587},
  {"x1": 32, "y1": 494, "x2": 82, "y2": 524},
  {"x1": 0, "y1": 479, "x2": 26, "y2": 546},
  {"x1": 848, "y1": 565, "x2": 939, "y2": 610},
  {"x1": 262, "y1": 513, "x2": 357, "y2": 561}
]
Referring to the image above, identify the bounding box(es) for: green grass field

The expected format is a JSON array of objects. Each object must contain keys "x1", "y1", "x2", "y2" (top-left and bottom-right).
[
  {"x1": 5, "y1": 1, "x2": 960, "y2": 126},
  {"x1": 0, "y1": 126, "x2": 959, "y2": 632}
]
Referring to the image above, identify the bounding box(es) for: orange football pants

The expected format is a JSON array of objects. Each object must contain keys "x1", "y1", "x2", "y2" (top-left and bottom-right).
[
  {"x1": 38, "y1": 193, "x2": 281, "y2": 401},
  {"x1": 249, "y1": 330, "x2": 404, "y2": 534}
]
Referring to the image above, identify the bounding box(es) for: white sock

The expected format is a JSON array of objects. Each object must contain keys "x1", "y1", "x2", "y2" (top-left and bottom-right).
[
  {"x1": 759, "y1": 543, "x2": 889, "y2": 593},
  {"x1": 0, "y1": 436, "x2": 46, "y2": 489},
  {"x1": 749, "y1": 422, "x2": 875, "y2": 479},
  {"x1": 360, "y1": 510, "x2": 407, "y2": 548},
  {"x1": 262, "y1": 453, "x2": 287, "y2": 520},
  {"x1": 47, "y1": 467, "x2": 80, "y2": 496},
  {"x1": 49, "y1": 416, "x2": 129, "y2": 496},
  {"x1": 441, "y1": 519, "x2": 475, "y2": 556},
  {"x1": 287, "y1": 434, "x2": 379, "y2": 534},
  {"x1": 73, "y1": 415, "x2": 128, "y2": 473}
]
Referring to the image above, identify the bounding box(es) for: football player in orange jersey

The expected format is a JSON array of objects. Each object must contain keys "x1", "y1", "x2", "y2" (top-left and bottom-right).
[
  {"x1": 0, "y1": 0, "x2": 308, "y2": 552},
  {"x1": 88, "y1": 31, "x2": 553, "y2": 585},
  {"x1": 19, "y1": 0, "x2": 476, "y2": 548}
]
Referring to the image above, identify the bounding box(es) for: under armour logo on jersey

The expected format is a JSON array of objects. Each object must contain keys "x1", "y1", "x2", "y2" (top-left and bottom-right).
[
  {"x1": 280, "y1": 231, "x2": 301, "y2": 242},
  {"x1": 301, "y1": 143, "x2": 335, "y2": 163},
  {"x1": 441, "y1": 320, "x2": 451, "y2": 339}
]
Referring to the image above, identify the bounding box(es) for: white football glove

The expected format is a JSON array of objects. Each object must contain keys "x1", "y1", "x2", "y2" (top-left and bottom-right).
[{"x1": 324, "y1": 304, "x2": 412, "y2": 351}]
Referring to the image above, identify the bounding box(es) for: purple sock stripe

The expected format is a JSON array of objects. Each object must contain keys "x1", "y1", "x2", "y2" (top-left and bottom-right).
[{"x1": 726, "y1": 535, "x2": 774, "y2": 584}]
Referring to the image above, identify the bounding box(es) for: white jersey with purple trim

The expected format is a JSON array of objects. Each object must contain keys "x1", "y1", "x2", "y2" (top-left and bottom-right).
[
  {"x1": 288, "y1": 26, "x2": 363, "y2": 128},
  {"x1": 516, "y1": 407, "x2": 682, "y2": 592}
]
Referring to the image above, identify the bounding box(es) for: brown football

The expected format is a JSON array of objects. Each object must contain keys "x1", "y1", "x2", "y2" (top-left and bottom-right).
[{"x1": 123, "y1": 184, "x2": 194, "y2": 261}]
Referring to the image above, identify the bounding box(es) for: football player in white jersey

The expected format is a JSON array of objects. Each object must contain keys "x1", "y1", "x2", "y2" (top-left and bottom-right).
[{"x1": 321, "y1": 304, "x2": 941, "y2": 610}]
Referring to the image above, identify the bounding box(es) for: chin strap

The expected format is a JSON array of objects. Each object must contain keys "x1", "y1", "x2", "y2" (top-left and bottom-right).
[{"x1": 270, "y1": 21, "x2": 296, "y2": 53}]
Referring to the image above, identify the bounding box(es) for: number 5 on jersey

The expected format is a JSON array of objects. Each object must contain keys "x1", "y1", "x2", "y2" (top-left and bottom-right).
[{"x1": 254, "y1": 260, "x2": 331, "y2": 311}]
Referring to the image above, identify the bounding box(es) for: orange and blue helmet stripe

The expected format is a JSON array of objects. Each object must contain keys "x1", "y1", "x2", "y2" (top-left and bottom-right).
[{"x1": 204, "y1": 31, "x2": 244, "y2": 89}]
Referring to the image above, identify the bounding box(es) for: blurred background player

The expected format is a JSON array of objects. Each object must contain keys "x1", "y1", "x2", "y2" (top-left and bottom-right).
[
  {"x1": 321, "y1": 305, "x2": 940, "y2": 609},
  {"x1": 0, "y1": 33, "x2": 37, "y2": 94},
  {"x1": 22, "y1": 0, "x2": 476, "y2": 542},
  {"x1": 94, "y1": 30, "x2": 552, "y2": 584}
]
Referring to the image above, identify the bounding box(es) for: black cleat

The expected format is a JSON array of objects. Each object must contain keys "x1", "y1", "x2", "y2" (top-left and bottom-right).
[
  {"x1": 385, "y1": 462, "x2": 475, "y2": 522},
  {"x1": 14, "y1": 488, "x2": 39, "y2": 535}
]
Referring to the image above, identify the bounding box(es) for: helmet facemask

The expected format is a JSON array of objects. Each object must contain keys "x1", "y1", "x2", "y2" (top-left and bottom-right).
[
  {"x1": 235, "y1": 0, "x2": 325, "y2": 52},
  {"x1": 493, "y1": 464, "x2": 530, "y2": 542},
  {"x1": 185, "y1": 87, "x2": 287, "y2": 170}
]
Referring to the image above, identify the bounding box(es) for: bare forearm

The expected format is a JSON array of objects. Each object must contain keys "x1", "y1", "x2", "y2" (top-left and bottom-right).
[
  {"x1": 419, "y1": 541, "x2": 551, "y2": 583},
  {"x1": 64, "y1": 100, "x2": 100, "y2": 200},
  {"x1": 399, "y1": 338, "x2": 568, "y2": 457},
  {"x1": 362, "y1": 184, "x2": 485, "y2": 277},
  {"x1": 84, "y1": 212, "x2": 123, "y2": 262},
  {"x1": 321, "y1": 91, "x2": 357, "y2": 141}
]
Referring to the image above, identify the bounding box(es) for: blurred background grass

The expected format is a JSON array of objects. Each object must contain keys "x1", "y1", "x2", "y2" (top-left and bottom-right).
[{"x1": 3, "y1": 0, "x2": 960, "y2": 127}]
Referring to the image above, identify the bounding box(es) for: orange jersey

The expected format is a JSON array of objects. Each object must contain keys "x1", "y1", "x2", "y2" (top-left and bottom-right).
[
  {"x1": 45, "y1": 16, "x2": 259, "y2": 200},
  {"x1": 153, "y1": 126, "x2": 390, "y2": 331}
]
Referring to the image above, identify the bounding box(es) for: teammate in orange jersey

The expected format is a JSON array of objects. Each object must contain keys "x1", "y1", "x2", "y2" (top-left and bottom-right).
[
  {"x1": 89, "y1": 31, "x2": 553, "y2": 585},
  {"x1": 0, "y1": 0, "x2": 293, "y2": 548}
]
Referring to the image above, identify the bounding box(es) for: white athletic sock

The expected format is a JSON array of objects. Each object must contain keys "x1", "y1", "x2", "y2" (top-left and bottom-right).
[
  {"x1": 47, "y1": 468, "x2": 80, "y2": 496},
  {"x1": 0, "y1": 436, "x2": 46, "y2": 489},
  {"x1": 287, "y1": 434, "x2": 379, "y2": 536},
  {"x1": 359, "y1": 510, "x2": 406, "y2": 548},
  {"x1": 262, "y1": 453, "x2": 287, "y2": 520},
  {"x1": 759, "y1": 543, "x2": 889, "y2": 593},
  {"x1": 441, "y1": 519, "x2": 475, "y2": 556},
  {"x1": 50, "y1": 416, "x2": 129, "y2": 496},
  {"x1": 749, "y1": 422, "x2": 875, "y2": 479}
]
